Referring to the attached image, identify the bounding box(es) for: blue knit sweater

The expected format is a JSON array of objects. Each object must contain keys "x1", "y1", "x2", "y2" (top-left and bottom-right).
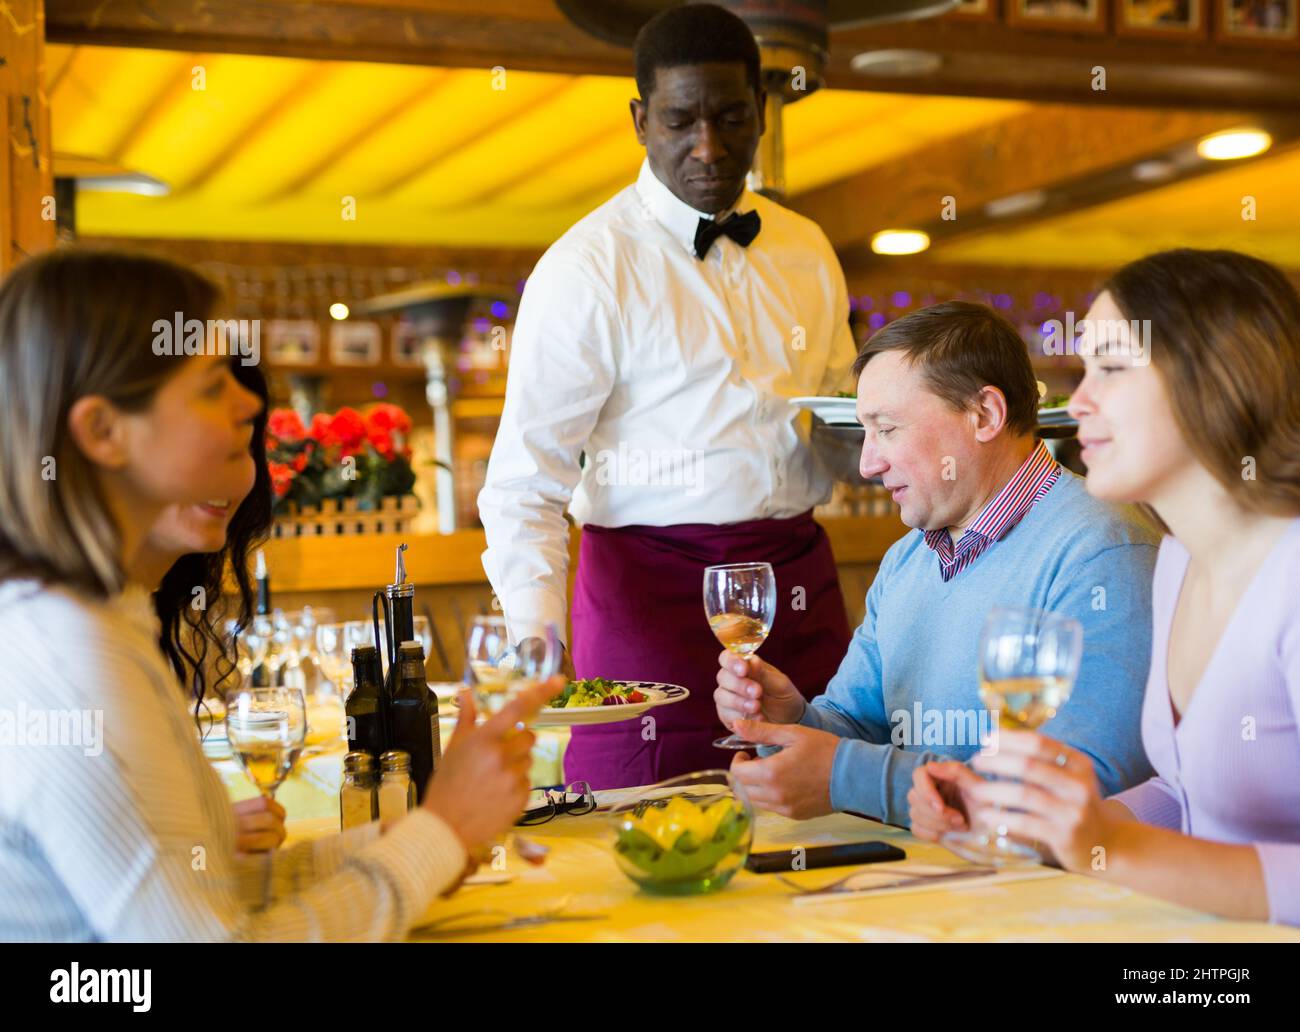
[{"x1": 802, "y1": 470, "x2": 1161, "y2": 826}]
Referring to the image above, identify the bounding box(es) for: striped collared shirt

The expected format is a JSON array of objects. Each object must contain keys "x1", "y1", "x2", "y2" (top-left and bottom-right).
[{"x1": 923, "y1": 441, "x2": 1061, "y2": 582}]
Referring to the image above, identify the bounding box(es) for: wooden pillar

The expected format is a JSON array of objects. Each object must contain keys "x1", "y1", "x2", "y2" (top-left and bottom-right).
[{"x1": 0, "y1": 0, "x2": 55, "y2": 274}]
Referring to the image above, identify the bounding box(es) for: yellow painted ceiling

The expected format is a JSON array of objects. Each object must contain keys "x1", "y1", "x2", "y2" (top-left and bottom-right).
[
  {"x1": 49, "y1": 44, "x2": 1300, "y2": 265},
  {"x1": 48, "y1": 44, "x2": 1022, "y2": 247}
]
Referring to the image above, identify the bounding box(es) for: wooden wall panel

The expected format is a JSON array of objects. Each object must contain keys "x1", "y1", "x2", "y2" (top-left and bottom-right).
[{"x1": 0, "y1": 0, "x2": 54, "y2": 273}]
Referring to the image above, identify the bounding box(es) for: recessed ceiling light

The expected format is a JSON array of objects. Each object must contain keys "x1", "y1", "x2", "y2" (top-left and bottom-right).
[
  {"x1": 849, "y1": 49, "x2": 943, "y2": 78},
  {"x1": 1196, "y1": 129, "x2": 1272, "y2": 161},
  {"x1": 871, "y1": 229, "x2": 930, "y2": 255},
  {"x1": 983, "y1": 190, "x2": 1048, "y2": 219},
  {"x1": 75, "y1": 173, "x2": 170, "y2": 197},
  {"x1": 329, "y1": 302, "x2": 350, "y2": 320},
  {"x1": 1132, "y1": 160, "x2": 1175, "y2": 183}
]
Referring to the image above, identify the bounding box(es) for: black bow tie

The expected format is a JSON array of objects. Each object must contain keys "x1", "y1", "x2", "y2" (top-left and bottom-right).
[{"x1": 693, "y1": 209, "x2": 761, "y2": 260}]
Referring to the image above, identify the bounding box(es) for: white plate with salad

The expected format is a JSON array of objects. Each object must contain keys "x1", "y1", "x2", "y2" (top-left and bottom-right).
[{"x1": 535, "y1": 679, "x2": 690, "y2": 727}]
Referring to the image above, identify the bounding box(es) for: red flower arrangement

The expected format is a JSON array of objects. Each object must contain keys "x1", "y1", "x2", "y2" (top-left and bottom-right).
[{"x1": 266, "y1": 403, "x2": 418, "y2": 512}]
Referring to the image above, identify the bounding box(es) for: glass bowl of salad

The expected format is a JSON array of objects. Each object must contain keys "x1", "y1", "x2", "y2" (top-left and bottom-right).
[{"x1": 608, "y1": 770, "x2": 753, "y2": 896}]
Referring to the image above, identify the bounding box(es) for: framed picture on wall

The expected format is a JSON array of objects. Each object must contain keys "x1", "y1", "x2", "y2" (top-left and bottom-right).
[
  {"x1": 1116, "y1": 0, "x2": 1208, "y2": 36},
  {"x1": 1008, "y1": 0, "x2": 1108, "y2": 30},
  {"x1": 1216, "y1": 0, "x2": 1299, "y2": 44},
  {"x1": 391, "y1": 321, "x2": 426, "y2": 368},
  {"x1": 329, "y1": 320, "x2": 382, "y2": 366},
  {"x1": 265, "y1": 320, "x2": 320, "y2": 366},
  {"x1": 945, "y1": 0, "x2": 1000, "y2": 20}
]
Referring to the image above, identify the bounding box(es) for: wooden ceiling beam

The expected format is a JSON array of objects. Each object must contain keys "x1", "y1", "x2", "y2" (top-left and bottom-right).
[
  {"x1": 789, "y1": 105, "x2": 1251, "y2": 258},
  {"x1": 46, "y1": 1, "x2": 1300, "y2": 112},
  {"x1": 822, "y1": 22, "x2": 1300, "y2": 112}
]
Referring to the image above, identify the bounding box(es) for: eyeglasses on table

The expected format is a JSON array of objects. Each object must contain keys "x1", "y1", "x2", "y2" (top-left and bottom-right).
[{"x1": 516, "y1": 781, "x2": 596, "y2": 826}]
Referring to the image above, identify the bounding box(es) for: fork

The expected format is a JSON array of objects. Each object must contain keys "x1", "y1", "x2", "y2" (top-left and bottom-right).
[
  {"x1": 409, "y1": 896, "x2": 607, "y2": 938},
  {"x1": 777, "y1": 865, "x2": 997, "y2": 896}
]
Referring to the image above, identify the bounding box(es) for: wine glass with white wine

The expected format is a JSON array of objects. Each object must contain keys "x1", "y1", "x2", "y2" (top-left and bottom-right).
[
  {"x1": 942, "y1": 606, "x2": 1083, "y2": 866},
  {"x1": 464, "y1": 616, "x2": 560, "y2": 720},
  {"x1": 705, "y1": 562, "x2": 776, "y2": 751},
  {"x1": 225, "y1": 685, "x2": 308, "y2": 800}
]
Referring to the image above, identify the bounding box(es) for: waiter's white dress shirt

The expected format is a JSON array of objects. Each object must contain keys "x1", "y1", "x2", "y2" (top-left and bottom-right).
[{"x1": 478, "y1": 157, "x2": 857, "y2": 643}]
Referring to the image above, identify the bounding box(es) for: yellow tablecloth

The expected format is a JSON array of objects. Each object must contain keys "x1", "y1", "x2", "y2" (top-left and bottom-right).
[
  {"x1": 211, "y1": 716, "x2": 570, "y2": 821},
  {"x1": 278, "y1": 801, "x2": 1300, "y2": 943},
  {"x1": 211, "y1": 722, "x2": 1298, "y2": 942}
]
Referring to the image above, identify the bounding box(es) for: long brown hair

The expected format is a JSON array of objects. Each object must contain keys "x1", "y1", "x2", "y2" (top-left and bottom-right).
[
  {"x1": 155, "y1": 360, "x2": 273, "y2": 730},
  {"x1": 0, "y1": 248, "x2": 220, "y2": 597},
  {"x1": 1101, "y1": 249, "x2": 1300, "y2": 517}
]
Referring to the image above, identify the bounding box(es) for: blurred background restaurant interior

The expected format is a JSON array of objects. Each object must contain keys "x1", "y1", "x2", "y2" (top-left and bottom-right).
[{"x1": 8, "y1": 0, "x2": 1299, "y2": 678}]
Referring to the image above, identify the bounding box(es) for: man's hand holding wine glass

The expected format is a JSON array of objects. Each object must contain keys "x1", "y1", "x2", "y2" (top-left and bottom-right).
[{"x1": 713, "y1": 650, "x2": 806, "y2": 727}]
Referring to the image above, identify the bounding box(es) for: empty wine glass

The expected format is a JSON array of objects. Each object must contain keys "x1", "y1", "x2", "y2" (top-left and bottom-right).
[
  {"x1": 705, "y1": 562, "x2": 776, "y2": 751},
  {"x1": 315, "y1": 622, "x2": 352, "y2": 692},
  {"x1": 413, "y1": 615, "x2": 433, "y2": 664}
]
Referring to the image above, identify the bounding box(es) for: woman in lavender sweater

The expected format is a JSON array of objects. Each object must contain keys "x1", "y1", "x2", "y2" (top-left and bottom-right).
[{"x1": 914, "y1": 248, "x2": 1300, "y2": 925}]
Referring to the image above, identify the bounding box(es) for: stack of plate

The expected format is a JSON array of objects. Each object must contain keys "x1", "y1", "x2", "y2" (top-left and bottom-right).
[
  {"x1": 1035, "y1": 406, "x2": 1078, "y2": 439},
  {"x1": 791, "y1": 397, "x2": 1077, "y2": 436}
]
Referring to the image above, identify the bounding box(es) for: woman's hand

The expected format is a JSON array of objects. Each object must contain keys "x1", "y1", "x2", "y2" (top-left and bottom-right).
[
  {"x1": 907, "y1": 761, "x2": 981, "y2": 842},
  {"x1": 968, "y1": 730, "x2": 1117, "y2": 872},
  {"x1": 233, "y1": 795, "x2": 286, "y2": 853},
  {"x1": 422, "y1": 677, "x2": 556, "y2": 855}
]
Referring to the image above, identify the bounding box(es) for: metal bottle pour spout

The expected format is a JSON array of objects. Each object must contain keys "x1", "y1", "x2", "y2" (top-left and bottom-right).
[{"x1": 372, "y1": 542, "x2": 413, "y2": 681}]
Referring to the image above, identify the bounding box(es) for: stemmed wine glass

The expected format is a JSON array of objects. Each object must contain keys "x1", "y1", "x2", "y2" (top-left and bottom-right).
[
  {"x1": 225, "y1": 685, "x2": 308, "y2": 800},
  {"x1": 464, "y1": 616, "x2": 561, "y2": 719},
  {"x1": 460, "y1": 616, "x2": 559, "y2": 867},
  {"x1": 315, "y1": 622, "x2": 351, "y2": 692},
  {"x1": 229, "y1": 616, "x2": 271, "y2": 683},
  {"x1": 705, "y1": 562, "x2": 776, "y2": 751},
  {"x1": 942, "y1": 606, "x2": 1083, "y2": 866}
]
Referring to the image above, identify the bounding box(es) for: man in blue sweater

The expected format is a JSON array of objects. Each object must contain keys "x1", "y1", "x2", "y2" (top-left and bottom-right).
[{"x1": 713, "y1": 300, "x2": 1158, "y2": 827}]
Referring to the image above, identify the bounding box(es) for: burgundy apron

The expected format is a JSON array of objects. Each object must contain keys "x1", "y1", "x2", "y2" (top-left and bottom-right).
[{"x1": 566, "y1": 510, "x2": 851, "y2": 789}]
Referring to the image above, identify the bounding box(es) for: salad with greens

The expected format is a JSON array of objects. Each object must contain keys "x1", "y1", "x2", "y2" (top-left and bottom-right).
[{"x1": 548, "y1": 677, "x2": 650, "y2": 709}]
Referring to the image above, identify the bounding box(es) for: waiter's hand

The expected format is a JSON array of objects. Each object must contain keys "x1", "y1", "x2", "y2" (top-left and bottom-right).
[
  {"x1": 559, "y1": 641, "x2": 576, "y2": 680},
  {"x1": 728, "y1": 719, "x2": 836, "y2": 820},
  {"x1": 714, "y1": 650, "x2": 806, "y2": 727},
  {"x1": 516, "y1": 636, "x2": 576, "y2": 680}
]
